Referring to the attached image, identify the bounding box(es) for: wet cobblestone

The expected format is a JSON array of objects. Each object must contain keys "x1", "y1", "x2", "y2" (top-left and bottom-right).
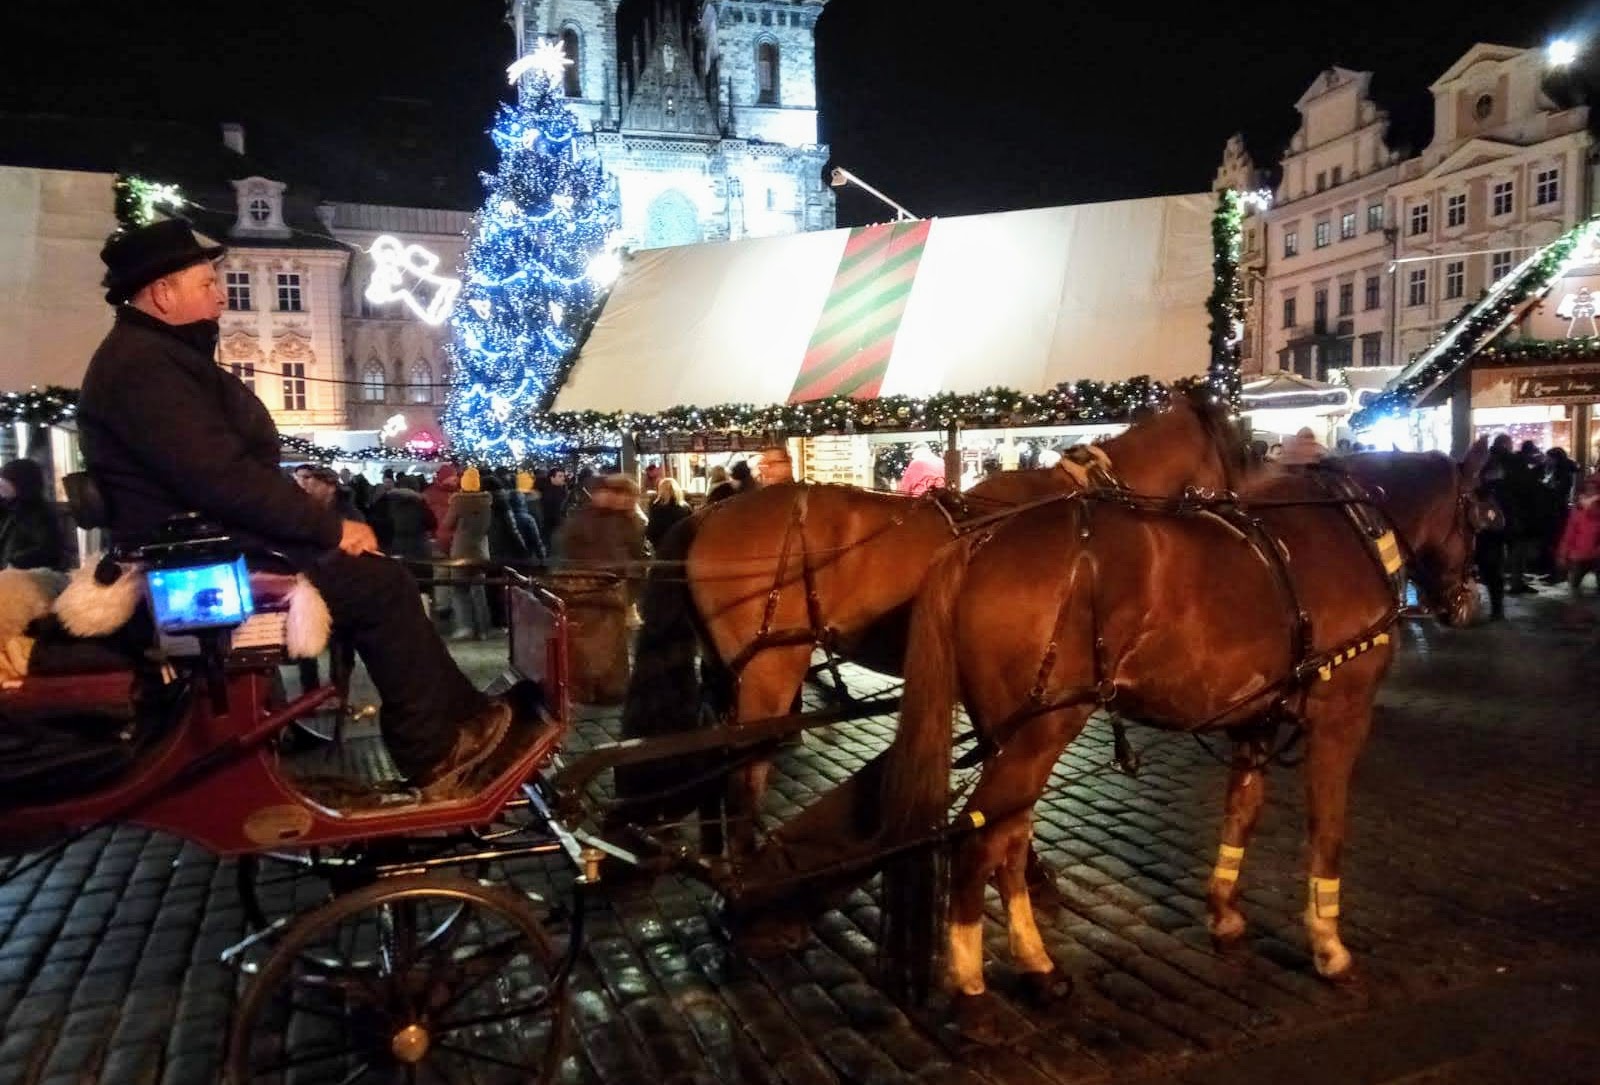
[{"x1": 1, "y1": 589, "x2": 1598, "y2": 1082}]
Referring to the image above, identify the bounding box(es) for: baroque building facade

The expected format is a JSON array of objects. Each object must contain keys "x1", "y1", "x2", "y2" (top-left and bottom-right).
[
  {"x1": 1262, "y1": 67, "x2": 1404, "y2": 380},
  {"x1": 514, "y1": 0, "x2": 836, "y2": 249},
  {"x1": 1217, "y1": 42, "x2": 1594, "y2": 379}
]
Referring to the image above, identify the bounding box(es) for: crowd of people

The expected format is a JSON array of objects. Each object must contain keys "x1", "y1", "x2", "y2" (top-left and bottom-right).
[
  {"x1": 282, "y1": 455, "x2": 774, "y2": 637},
  {"x1": 1474, "y1": 434, "x2": 1598, "y2": 620}
]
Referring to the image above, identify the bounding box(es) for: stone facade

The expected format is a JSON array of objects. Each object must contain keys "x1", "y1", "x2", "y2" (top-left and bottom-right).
[
  {"x1": 209, "y1": 176, "x2": 351, "y2": 437},
  {"x1": 516, "y1": 0, "x2": 834, "y2": 249},
  {"x1": 1218, "y1": 43, "x2": 1595, "y2": 379},
  {"x1": 1389, "y1": 43, "x2": 1591, "y2": 365},
  {"x1": 329, "y1": 202, "x2": 472, "y2": 448},
  {"x1": 1263, "y1": 68, "x2": 1403, "y2": 379}
]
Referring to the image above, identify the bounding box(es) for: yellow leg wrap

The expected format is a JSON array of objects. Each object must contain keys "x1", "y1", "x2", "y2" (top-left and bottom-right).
[
  {"x1": 1309, "y1": 876, "x2": 1341, "y2": 919},
  {"x1": 1211, "y1": 843, "x2": 1245, "y2": 883}
]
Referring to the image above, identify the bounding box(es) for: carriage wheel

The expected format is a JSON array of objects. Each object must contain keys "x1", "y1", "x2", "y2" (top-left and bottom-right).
[
  {"x1": 235, "y1": 853, "x2": 479, "y2": 976},
  {"x1": 227, "y1": 874, "x2": 568, "y2": 1085}
]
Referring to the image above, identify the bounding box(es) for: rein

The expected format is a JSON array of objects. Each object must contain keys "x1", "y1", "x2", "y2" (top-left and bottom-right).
[{"x1": 954, "y1": 469, "x2": 1417, "y2": 773}]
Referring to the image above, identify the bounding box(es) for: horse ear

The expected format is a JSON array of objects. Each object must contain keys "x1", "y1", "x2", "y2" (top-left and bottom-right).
[{"x1": 1460, "y1": 436, "x2": 1490, "y2": 483}]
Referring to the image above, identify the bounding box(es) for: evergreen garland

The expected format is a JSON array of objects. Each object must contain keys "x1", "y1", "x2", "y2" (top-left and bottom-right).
[{"x1": 1352, "y1": 218, "x2": 1596, "y2": 430}]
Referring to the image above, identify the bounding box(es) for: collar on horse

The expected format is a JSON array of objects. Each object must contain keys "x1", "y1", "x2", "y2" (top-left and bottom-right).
[{"x1": 955, "y1": 465, "x2": 1410, "y2": 775}]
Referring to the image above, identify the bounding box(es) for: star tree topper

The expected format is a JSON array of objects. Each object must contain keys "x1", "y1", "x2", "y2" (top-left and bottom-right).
[{"x1": 506, "y1": 38, "x2": 573, "y2": 91}]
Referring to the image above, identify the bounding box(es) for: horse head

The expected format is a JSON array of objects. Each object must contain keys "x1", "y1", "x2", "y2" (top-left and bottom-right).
[
  {"x1": 1101, "y1": 384, "x2": 1244, "y2": 496},
  {"x1": 1345, "y1": 440, "x2": 1489, "y2": 627}
]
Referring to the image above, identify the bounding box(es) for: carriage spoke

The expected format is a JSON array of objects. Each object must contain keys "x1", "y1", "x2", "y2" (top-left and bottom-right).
[{"x1": 425, "y1": 933, "x2": 527, "y2": 1020}]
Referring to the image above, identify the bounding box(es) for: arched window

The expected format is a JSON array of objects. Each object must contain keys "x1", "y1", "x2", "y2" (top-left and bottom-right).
[
  {"x1": 409, "y1": 361, "x2": 433, "y2": 404},
  {"x1": 561, "y1": 28, "x2": 582, "y2": 98},
  {"x1": 756, "y1": 41, "x2": 779, "y2": 105},
  {"x1": 361, "y1": 361, "x2": 386, "y2": 402}
]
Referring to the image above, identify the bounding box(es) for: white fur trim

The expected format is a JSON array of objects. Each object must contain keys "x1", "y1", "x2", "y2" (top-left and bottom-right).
[
  {"x1": 53, "y1": 558, "x2": 142, "y2": 638},
  {"x1": 284, "y1": 574, "x2": 332, "y2": 659}
]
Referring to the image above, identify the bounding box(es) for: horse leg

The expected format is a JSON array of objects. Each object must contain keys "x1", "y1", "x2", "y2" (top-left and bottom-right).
[
  {"x1": 725, "y1": 646, "x2": 813, "y2": 859},
  {"x1": 949, "y1": 708, "x2": 1087, "y2": 1038},
  {"x1": 1206, "y1": 742, "x2": 1269, "y2": 947},
  {"x1": 996, "y1": 817, "x2": 1073, "y2": 1007},
  {"x1": 1301, "y1": 697, "x2": 1375, "y2": 980}
]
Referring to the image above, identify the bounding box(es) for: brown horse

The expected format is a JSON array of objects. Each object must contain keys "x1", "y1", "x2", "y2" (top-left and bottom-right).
[
  {"x1": 859, "y1": 444, "x2": 1487, "y2": 1025},
  {"x1": 619, "y1": 391, "x2": 1242, "y2": 853}
]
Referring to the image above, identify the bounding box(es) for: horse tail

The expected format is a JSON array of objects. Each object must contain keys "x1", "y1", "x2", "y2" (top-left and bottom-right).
[
  {"x1": 878, "y1": 536, "x2": 971, "y2": 1004},
  {"x1": 616, "y1": 513, "x2": 706, "y2": 811}
]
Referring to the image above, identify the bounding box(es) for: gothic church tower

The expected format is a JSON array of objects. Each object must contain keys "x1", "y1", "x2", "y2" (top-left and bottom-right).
[{"x1": 514, "y1": 0, "x2": 835, "y2": 250}]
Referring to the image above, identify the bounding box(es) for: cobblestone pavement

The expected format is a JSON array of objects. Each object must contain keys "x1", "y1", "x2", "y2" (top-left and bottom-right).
[{"x1": 1, "y1": 586, "x2": 1597, "y2": 1084}]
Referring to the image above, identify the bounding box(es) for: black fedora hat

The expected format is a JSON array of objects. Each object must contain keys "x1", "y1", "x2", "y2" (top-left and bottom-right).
[{"x1": 100, "y1": 218, "x2": 226, "y2": 305}]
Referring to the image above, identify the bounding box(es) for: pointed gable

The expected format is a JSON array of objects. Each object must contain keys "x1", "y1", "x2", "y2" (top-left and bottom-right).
[{"x1": 619, "y1": 2, "x2": 720, "y2": 138}]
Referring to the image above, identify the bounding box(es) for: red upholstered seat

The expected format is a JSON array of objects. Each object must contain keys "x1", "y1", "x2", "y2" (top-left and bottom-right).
[{"x1": 0, "y1": 671, "x2": 138, "y2": 717}]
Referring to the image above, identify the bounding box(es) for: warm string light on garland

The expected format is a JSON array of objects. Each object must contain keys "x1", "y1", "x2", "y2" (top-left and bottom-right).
[
  {"x1": 541, "y1": 377, "x2": 1194, "y2": 447},
  {"x1": 1352, "y1": 218, "x2": 1599, "y2": 430},
  {"x1": 1206, "y1": 188, "x2": 1246, "y2": 412},
  {"x1": 0, "y1": 387, "x2": 78, "y2": 426},
  {"x1": 112, "y1": 175, "x2": 186, "y2": 230},
  {"x1": 444, "y1": 44, "x2": 620, "y2": 464},
  {"x1": 1475, "y1": 336, "x2": 1600, "y2": 365}
]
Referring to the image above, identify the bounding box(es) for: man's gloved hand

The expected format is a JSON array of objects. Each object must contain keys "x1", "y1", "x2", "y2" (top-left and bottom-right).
[{"x1": 339, "y1": 520, "x2": 381, "y2": 557}]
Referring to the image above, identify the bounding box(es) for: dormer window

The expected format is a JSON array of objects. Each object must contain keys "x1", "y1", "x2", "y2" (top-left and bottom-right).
[{"x1": 230, "y1": 176, "x2": 289, "y2": 238}]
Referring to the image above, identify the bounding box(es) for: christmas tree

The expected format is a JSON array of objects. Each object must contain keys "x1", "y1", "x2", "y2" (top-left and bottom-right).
[{"x1": 446, "y1": 40, "x2": 619, "y2": 463}]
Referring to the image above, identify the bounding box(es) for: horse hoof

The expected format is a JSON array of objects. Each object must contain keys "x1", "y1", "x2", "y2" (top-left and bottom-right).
[
  {"x1": 1017, "y1": 969, "x2": 1073, "y2": 1008},
  {"x1": 1313, "y1": 947, "x2": 1356, "y2": 984},
  {"x1": 951, "y1": 992, "x2": 1007, "y2": 1045}
]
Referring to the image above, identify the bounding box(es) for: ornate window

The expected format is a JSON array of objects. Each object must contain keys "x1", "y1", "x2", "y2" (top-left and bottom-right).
[
  {"x1": 230, "y1": 362, "x2": 256, "y2": 392},
  {"x1": 225, "y1": 271, "x2": 252, "y2": 311},
  {"x1": 282, "y1": 363, "x2": 307, "y2": 411},
  {"x1": 561, "y1": 27, "x2": 581, "y2": 97},
  {"x1": 276, "y1": 272, "x2": 304, "y2": 312},
  {"x1": 361, "y1": 361, "x2": 386, "y2": 402},
  {"x1": 408, "y1": 361, "x2": 433, "y2": 404},
  {"x1": 756, "y1": 41, "x2": 779, "y2": 105}
]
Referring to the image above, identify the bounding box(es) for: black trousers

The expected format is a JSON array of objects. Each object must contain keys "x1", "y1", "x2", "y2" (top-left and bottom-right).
[
  {"x1": 1475, "y1": 530, "x2": 1506, "y2": 616},
  {"x1": 304, "y1": 552, "x2": 488, "y2": 778}
]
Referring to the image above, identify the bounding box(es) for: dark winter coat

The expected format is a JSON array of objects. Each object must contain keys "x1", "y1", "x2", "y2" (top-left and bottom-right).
[
  {"x1": 78, "y1": 308, "x2": 341, "y2": 555},
  {"x1": 484, "y1": 482, "x2": 529, "y2": 562},
  {"x1": 369, "y1": 487, "x2": 437, "y2": 561},
  {"x1": 540, "y1": 483, "x2": 570, "y2": 535},
  {"x1": 0, "y1": 459, "x2": 64, "y2": 570},
  {"x1": 645, "y1": 499, "x2": 692, "y2": 553},
  {"x1": 444, "y1": 489, "x2": 492, "y2": 561},
  {"x1": 506, "y1": 489, "x2": 545, "y2": 558},
  {"x1": 706, "y1": 480, "x2": 738, "y2": 504},
  {"x1": 553, "y1": 505, "x2": 647, "y2": 568}
]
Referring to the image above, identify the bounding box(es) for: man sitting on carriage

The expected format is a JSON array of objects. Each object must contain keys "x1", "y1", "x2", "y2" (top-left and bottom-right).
[{"x1": 75, "y1": 219, "x2": 512, "y2": 799}]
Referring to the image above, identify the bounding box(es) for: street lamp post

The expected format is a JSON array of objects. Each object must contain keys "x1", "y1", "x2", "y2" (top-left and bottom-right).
[{"x1": 828, "y1": 168, "x2": 917, "y2": 222}]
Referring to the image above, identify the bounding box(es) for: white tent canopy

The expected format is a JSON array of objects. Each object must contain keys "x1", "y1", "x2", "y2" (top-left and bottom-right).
[{"x1": 552, "y1": 192, "x2": 1216, "y2": 415}]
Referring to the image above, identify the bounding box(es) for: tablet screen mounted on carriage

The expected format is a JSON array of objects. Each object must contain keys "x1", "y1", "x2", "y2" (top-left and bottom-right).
[{"x1": 145, "y1": 555, "x2": 256, "y2": 634}]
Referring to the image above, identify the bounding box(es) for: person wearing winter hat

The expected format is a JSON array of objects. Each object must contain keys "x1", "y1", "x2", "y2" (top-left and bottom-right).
[
  {"x1": 76, "y1": 219, "x2": 513, "y2": 799},
  {"x1": 442, "y1": 467, "x2": 494, "y2": 639}
]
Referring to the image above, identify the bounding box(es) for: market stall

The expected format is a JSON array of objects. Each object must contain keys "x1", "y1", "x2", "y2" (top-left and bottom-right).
[{"x1": 550, "y1": 191, "x2": 1225, "y2": 491}]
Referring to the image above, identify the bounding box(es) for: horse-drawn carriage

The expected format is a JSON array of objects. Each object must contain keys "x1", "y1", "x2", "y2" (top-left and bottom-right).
[{"x1": 0, "y1": 393, "x2": 1488, "y2": 1079}]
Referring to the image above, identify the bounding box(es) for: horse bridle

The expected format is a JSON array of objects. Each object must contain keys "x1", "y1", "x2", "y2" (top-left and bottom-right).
[{"x1": 1374, "y1": 480, "x2": 1478, "y2": 622}]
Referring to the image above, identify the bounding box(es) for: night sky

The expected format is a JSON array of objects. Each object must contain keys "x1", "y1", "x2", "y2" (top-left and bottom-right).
[{"x1": 2, "y1": 0, "x2": 1596, "y2": 223}]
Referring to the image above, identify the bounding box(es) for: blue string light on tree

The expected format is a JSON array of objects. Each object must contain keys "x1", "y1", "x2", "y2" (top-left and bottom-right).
[{"x1": 445, "y1": 38, "x2": 620, "y2": 464}]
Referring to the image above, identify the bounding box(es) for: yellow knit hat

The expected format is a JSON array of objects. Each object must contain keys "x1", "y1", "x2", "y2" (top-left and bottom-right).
[
  {"x1": 459, "y1": 466, "x2": 481, "y2": 492},
  {"x1": 516, "y1": 470, "x2": 534, "y2": 493}
]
